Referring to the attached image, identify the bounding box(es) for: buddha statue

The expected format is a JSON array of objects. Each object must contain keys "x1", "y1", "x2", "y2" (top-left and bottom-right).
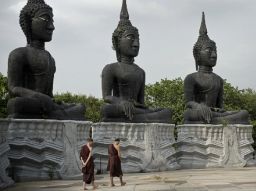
[
  {"x1": 101, "y1": 0, "x2": 172, "y2": 123},
  {"x1": 7, "y1": 0, "x2": 85, "y2": 120},
  {"x1": 184, "y1": 12, "x2": 249, "y2": 124}
]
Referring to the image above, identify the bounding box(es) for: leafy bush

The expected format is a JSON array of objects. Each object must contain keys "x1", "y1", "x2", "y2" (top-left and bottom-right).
[
  {"x1": 145, "y1": 78, "x2": 185, "y2": 124},
  {"x1": 54, "y1": 92, "x2": 104, "y2": 122},
  {"x1": 0, "y1": 73, "x2": 8, "y2": 118}
]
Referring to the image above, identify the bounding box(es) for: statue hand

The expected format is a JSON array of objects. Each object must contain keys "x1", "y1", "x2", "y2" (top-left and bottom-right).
[
  {"x1": 211, "y1": 108, "x2": 225, "y2": 113},
  {"x1": 134, "y1": 101, "x2": 147, "y2": 109},
  {"x1": 119, "y1": 100, "x2": 134, "y2": 120},
  {"x1": 197, "y1": 103, "x2": 212, "y2": 123}
]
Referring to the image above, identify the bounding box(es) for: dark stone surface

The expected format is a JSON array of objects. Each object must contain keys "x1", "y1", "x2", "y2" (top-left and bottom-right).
[
  {"x1": 183, "y1": 12, "x2": 249, "y2": 124},
  {"x1": 101, "y1": 0, "x2": 172, "y2": 123},
  {"x1": 7, "y1": 0, "x2": 85, "y2": 120}
]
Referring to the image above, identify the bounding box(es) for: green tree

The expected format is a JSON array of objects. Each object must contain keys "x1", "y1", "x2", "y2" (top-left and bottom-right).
[
  {"x1": 54, "y1": 93, "x2": 104, "y2": 122},
  {"x1": 145, "y1": 78, "x2": 185, "y2": 124},
  {"x1": 0, "y1": 73, "x2": 8, "y2": 118},
  {"x1": 223, "y1": 81, "x2": 245, "y2": 111}
]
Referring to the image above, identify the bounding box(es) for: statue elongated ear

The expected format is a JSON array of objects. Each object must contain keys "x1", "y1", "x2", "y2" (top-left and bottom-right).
[
  {"x1": 25, "y1": 14, "x2": 32, "y2": 44},
  {"x1": 112, "y1": 33, "x2": 119, "y2": 50},
  {"x1": 195, "y1": 59, "x2": 199, "y2": 70},
  {"x1": 115, "y1": 37, "x2": 121, "y2": 62},
  {"x1": 20, "y1": 10, "x2": 32, "y2": 44},
  {"x1": 112, "y1": 31, "x2": 121, "y2": 62}
]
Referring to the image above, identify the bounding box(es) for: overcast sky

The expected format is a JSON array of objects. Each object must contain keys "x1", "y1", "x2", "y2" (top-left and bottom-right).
[{"x1": 0, "y1": 0, "x2": 256, "y2": 98}]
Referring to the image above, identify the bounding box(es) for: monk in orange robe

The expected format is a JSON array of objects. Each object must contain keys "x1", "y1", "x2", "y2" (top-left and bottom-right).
[
  {"x1": 107, "y1": 138, "x2": 126, "y2": 187},
  {"x1": 80, "y1": 138, "x2": 97, "y2": 190}
]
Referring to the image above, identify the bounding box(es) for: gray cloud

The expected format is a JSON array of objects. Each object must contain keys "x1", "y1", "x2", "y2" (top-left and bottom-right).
[{"x1": 0, "y1": 0, "x2": 255, "y2": 98}]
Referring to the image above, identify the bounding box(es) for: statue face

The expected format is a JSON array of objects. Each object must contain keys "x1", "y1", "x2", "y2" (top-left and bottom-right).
[
  {"x1": 198, "y1": 42, "x2": 217, "y2": 67},
  {"x1": 118, "y1": 30, "x2": 140, "y2": 58},
  {"x1": 31, "y1": 8, "x2": 55, "y2": 42}
]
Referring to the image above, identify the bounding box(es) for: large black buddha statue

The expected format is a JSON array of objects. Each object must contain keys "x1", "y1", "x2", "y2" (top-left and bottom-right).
[
  {"x1": 184, "y1": 12, "x2": 249, "y2": 124},
  {"x1": 7, "y1": 0, "x2": 85, "y2": 120},
  {"x1": 101, "y1": 0, "x2": 172, "y2": 123}
]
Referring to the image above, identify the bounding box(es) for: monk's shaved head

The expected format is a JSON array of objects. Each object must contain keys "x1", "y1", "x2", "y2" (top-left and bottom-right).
[{"x1": 87, "y1": 138, "x2": 93, "y2": 142}]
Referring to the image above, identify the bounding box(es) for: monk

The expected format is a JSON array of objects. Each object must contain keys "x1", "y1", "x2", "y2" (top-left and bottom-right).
[
  {"x1": 80, "y1": 138, "x2": 97, "y2": 190},
  {"x1": 107, "y1": 138, "x2": 126, "y2": 187}
]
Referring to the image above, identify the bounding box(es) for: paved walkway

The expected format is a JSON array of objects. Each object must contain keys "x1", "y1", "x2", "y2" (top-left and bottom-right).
[{"x1": 5, "y1": 167, "x2": 256, "y2": 191}]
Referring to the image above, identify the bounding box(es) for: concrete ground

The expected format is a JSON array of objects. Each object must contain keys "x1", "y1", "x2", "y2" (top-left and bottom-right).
[{"x1": 4, "y1": 167, "x2": 256, "y2": 191}]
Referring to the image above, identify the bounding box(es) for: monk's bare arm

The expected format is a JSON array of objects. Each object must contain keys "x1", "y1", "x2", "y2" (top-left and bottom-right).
[
  {"x1": 80, "y1": 157, "x2": 85, "y2": 165},
  {"x1": 116, "y1": 145, "x2": 121, "y2": 158},
  {"x1": 83, "y1": 148, "x2": 92, "y2": 167}
]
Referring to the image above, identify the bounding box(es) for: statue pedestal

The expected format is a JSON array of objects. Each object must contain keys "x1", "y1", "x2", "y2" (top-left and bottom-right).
[
  {"x1": 0, "y1": 120, "x2": 14, "y2": 189},
  {"x1": 177, "y1": 124, "x2": 255, "y2": 169},
  {"x1": 92, "y1": 122, "x2": 179, "y2": 173},
  {"x1": 2, "y1": 119, "x2": 255, "y2": 182},
  {"x1": 4, "y1": 119, "x2": 91, "y2": 181}
]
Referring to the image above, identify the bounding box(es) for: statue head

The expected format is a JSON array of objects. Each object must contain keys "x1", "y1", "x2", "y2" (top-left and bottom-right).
[
  {"x1": 19, "y1": 0, "x2": 54, "y2": 45},
  {"x1": 112, "y1": 0, "x2": 140, "y2": 62},
  {"x1": 193, "y1": 12, "x2": 217, "y2": 70}
]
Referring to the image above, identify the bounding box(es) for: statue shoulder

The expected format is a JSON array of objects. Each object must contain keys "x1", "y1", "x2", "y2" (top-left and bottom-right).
[
  {"x1": 8, "y1": 47, "x2": 28, "y2": 65},
  {"x1": 184, "y1": 72, "x2": 197, "y2": 82},
  {"x1": 45, "y1": 50, "x2": 55, "y2": 61},
  {"x1": 102, "y1": 62, "x2": 118, "y2": 75},
  {"x1": 212, "y1": 72, "x2": 223, "y2": 82},
  {"x1": 9, "y1": 47, "x2": 27, "y2": 59},
  {"x1": 133, "y1": 63, "x2": 145, "y2": 73}
]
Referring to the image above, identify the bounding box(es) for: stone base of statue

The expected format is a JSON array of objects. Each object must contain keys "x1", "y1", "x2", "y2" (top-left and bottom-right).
[
  {"x1": 4, "y1": 119, "x2": 91, "y2": 181},
  {"x1": 0, "y1": 120, "x2": 14, "y2": 189},
  {"x1": 92, "y1": 122, "x2": 179, "y2": 173},
  {"x1": 176, "y1": 124, "x2": 255, "y2": 169},
  {"x1": 2, "y1": 119, "x2": 255, "y2": 182}
]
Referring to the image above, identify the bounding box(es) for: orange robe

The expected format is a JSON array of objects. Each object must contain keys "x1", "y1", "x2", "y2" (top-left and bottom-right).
[
  {"x1": 107, "y1": 144, "x2": 123, "y2": 177},
  {"x1": 80, "y1": 145, "x2": 94, "y2": 184}
]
